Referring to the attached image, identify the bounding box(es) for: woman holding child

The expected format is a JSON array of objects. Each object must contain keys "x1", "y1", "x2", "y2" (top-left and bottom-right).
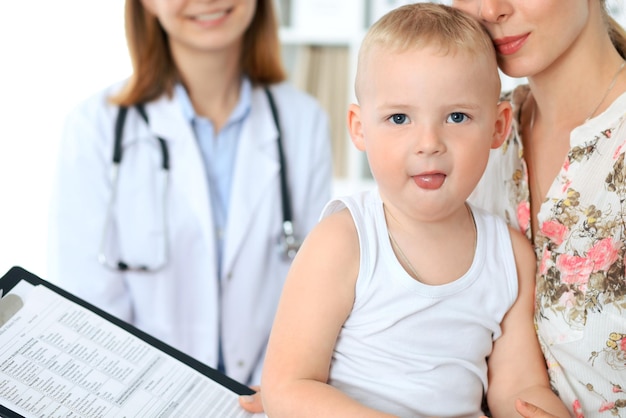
[
  {"x1": 240, "y1": 1, "x2": 626, "y2": 416},
  {"x1": 452, "y1": 0, "x2": 626, "y2": 417}
]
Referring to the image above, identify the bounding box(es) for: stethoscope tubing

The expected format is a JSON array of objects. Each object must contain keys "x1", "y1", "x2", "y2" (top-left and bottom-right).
[
  {"x1": 263, "y1": 88, "x2": 300, "y2": 260},
  {"x1": 99, "y1": 87, "x2": 299, "y2": 272}
]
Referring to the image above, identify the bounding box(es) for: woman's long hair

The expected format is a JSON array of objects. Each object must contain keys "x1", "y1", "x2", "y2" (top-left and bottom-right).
[
  {"x1": 111, "y1": 0, "x2": 286, "y2": 106},
  {"x1": 604, "y1": 1, "x2": 626, "y2": 58}
]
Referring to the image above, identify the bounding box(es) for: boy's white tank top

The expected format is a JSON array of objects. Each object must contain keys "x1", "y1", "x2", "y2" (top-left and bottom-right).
[{"x1": 322, "y1": 188, "x2": 518, "y2": 418}]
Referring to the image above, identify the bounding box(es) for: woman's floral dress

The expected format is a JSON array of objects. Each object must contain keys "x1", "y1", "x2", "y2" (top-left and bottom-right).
[{"x1": 470, "y1": 85, "x2": 626, "y2": 418}]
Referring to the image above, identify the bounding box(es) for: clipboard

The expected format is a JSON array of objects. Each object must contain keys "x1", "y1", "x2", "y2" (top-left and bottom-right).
[{"x1": 0, "y1": 266, "x2": 258, "y2": 418}]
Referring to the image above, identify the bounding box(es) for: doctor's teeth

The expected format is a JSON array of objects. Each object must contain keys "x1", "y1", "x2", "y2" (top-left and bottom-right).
[{"x1": 196, "y1": 11, "x2": 227, "y2": 21}]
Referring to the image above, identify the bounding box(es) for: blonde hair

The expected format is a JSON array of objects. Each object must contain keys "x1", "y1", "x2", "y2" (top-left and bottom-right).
[
  {"x1": 355, "y1": 3, "x2": 498, "y2": 99},
  {"x1": 603, "y1": 1, "x2": 626, "y2": 58},
  {"x1": 111, "y1": 0, "x2": 286, "y2": 106}
]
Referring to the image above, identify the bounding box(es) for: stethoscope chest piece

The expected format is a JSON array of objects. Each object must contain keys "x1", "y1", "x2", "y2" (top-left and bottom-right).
[{"x1": 278, "y1": 220, "x2": 301, "y2": 260}]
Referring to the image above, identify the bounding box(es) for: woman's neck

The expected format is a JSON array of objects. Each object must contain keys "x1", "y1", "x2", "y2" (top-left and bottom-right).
[
  {"x1": 528, "y1": 22, "x2": 625, "y2": 134},
  {"x1": 172, "y1": 44, "x2": 243, "y2": 130},
  {"x1": 521, "y1": 12, "x2": 626, "y2": 237}
]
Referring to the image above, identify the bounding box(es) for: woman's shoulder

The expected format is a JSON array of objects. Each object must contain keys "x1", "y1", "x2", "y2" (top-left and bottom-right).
[{"x1": 66, "y1": 79, "x2": 128, "y2": 121}]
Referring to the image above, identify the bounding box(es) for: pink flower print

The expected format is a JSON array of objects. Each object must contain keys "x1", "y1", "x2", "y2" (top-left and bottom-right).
[
  {"x1": 561, "y1": 180, "x2": 572, "y2": 194},
  {"x1": 558, "y1": 290, "x2": 577, "y2": 309},
  {"x1": 599, "y1": 402, "x2": 615, "y2": 413},
  {"x1": 573, "y1": 399, "x2": 584, "y2": 418},
  {"x1": 613, "y1": 143, "x2": 623, "y2": 159},
  {"x1": 539, "y1": 248, "x2": 551, "y2": 276},
  {"x1": 517, "y1": 201, "x2": 530, "y2": 234},
  {"x1": 587, "y1": 238, "x2": 620, "y2": 272},
  {"x1": 556, "y1": 254, "x2": 593, "y2": 285},
  {"x1": 563, "y1": 159, "x2": 570, "y2": 172},
  {"x1": 613, "y1": 383, "x2": 624, "y2": 393},
  {"x1": 540, "y1": 220, "x2": 568, "y2": 246},
  {"x1": 621, "y1": 336, "x2": 626, "y2": 352}
]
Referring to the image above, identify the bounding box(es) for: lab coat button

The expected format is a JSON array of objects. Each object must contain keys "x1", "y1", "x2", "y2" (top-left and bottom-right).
[
  {"x1": 226, "y1": 272, "x2": 233, "y2": 280},
  {"x1": 237, "y1": 360, "x2": 245, "y2": 368}
]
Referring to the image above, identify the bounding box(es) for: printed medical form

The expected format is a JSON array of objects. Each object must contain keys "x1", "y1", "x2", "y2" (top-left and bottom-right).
[{"x1": 0, "y1": 280, "x2": 263, "y2": 418}]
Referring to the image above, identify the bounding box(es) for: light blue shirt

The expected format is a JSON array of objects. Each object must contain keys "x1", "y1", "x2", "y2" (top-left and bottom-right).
[{"x1": 175, "y1": 78, "x2": 252, "y2": 278}]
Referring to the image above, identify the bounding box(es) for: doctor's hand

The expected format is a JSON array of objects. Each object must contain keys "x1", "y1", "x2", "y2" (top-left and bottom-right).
[
  {"x1": 515, "y1": 399, "x2": 559, "y2": 418},
  {"x1": 239, "y1": 386, "x2": 264, "y2": 413}
]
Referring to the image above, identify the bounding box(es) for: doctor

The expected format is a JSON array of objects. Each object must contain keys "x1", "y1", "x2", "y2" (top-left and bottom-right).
[{"x1": 48, "y1": 0, "x2": 332, "y2": 392}]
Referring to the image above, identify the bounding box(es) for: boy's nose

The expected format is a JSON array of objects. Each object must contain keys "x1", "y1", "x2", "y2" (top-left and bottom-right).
[{"x1": 414, "y1": 126, "x2": 445, "y2": 156}]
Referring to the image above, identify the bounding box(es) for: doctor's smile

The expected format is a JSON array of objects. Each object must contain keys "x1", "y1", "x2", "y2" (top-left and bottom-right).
[{"x1": 188, "y1": 8, "x2": 233, "y2": 24}]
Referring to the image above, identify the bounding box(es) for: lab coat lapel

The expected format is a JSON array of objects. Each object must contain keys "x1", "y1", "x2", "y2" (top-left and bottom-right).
[
  {"x1": 222, "y1": 88, "x2": 279, "y2": 276},
  {"x1": 146, "y1": 96, "x2": 216, "y2": 263},
  {"x1": 145, "y1": 95, "x2": 190, "y2": 145}
]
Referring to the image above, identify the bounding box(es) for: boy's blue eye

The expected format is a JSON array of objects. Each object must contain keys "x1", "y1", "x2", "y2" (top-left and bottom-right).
[
  {"x1": 447, "y1": 112, "x2": 468, "y2": 124},
  {"x1": 390, "y1": 114, "x2": 408, "y2": 125}
]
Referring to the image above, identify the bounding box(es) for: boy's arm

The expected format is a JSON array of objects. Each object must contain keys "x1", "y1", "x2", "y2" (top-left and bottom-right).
[
  {"x1": 486, "y1": 227, "x2": 571, "y2": 418},
  {"x1": 261, "y1": 209, "x2": 396, "y2": 418}
]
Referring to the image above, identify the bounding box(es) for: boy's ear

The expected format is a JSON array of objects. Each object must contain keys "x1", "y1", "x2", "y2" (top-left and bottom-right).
[
  {"x1": 491, "y1": 100, "x2": 513, "y2": 149},
  {"x1": 347, "y1": 103, "x2": 366, "y2": 151}
]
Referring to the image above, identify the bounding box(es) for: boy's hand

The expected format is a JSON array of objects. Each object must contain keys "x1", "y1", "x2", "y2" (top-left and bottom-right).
[
  {"x1": 239, "y1": 386, "x2": 264, "y2": 413},
  {"x1": 515, "y1": 399, "x2": 559, "y2": 417}
]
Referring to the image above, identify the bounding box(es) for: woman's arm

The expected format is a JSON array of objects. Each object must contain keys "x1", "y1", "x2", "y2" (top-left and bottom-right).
[{"x1": 486, "y1": 227, "x2": 570, "y2": 418}]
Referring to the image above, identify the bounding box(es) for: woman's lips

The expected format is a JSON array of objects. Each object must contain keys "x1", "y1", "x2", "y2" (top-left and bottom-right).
[
  {"x1": 413, "y1": 173, "x2": 446, "y2": 190},
  {"x1": 493, "y1": 33, "x2": 530, "y2": 56}
]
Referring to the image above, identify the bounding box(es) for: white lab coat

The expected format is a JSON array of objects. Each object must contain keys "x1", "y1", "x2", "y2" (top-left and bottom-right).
[{"x1": 48, "y1": 81, "x2": 333, "y2": 385}]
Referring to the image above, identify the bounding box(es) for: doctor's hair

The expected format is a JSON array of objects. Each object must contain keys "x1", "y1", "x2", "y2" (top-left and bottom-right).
[
  {"x1": 603, "y1": 0, "x2": 626, "y2": 58},
  {"x1": 110, "y1": 0, "x2": 286, "y2": 106},
  {"x1": 354, "y1": 3, "x2": 500, "y2": 101}
]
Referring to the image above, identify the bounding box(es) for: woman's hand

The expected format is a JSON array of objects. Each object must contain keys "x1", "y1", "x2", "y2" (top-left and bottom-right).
[
  {"x1": 515, "y1": 399, "x2": 560, "y2": 417},
  {"x1": 239, "y1": 386, "x2": 264, "y2": 413}
]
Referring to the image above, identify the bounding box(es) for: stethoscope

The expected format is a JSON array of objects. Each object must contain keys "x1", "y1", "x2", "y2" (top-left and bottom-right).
[{"x1": 98, "y1": 87, "x2": 300, "y2": 272}]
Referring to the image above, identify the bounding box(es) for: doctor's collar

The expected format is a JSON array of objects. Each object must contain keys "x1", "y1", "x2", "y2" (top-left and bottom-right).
[{"x1": 175, "y1": 78, "x2": 252, "y2": 127}]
